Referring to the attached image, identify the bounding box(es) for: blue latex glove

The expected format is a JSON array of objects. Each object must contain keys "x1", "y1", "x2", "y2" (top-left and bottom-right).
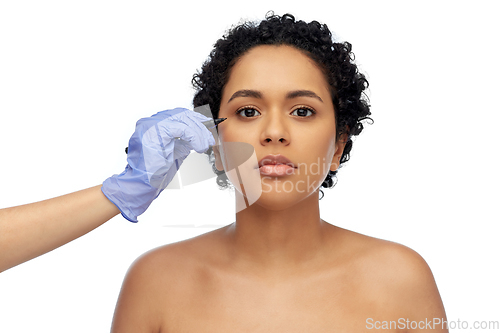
[{"x1": 101, "y1": 107, "x2": 216, "y2": 222}]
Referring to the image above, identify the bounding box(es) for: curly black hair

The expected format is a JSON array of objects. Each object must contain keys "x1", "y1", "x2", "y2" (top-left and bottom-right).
[{"x1": 192, "y1": 11, "x2": 373, "y2": 197}]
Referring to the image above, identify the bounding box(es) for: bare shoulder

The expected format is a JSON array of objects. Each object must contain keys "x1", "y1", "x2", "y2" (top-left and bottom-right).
[
  {"x1": 337, "y1": 227, "x2": 434, "y2": 280},
  {"x1": 111, "y1": 226, "x2": 229, "y2": 333},
  {"x1": 332, "y1": 226, "x2": 447, "y2": 322},
  {"x1": 125, "y1": 225, "x2": 229, "y2": 287}
]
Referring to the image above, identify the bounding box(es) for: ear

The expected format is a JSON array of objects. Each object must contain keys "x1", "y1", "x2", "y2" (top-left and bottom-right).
[
  {"x1": 330, "y1": 132, "x2": 348, "y2": 172},
  {"x1": 212, "y1": 145, "x2": 224, "y2": 171}
]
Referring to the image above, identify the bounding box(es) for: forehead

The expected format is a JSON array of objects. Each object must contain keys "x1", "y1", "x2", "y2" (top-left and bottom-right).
[{"x1": 222, "y1": 45, "x2": 331, "y2": 102}]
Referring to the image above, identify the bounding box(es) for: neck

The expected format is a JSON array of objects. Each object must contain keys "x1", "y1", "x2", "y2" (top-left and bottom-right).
[{"x1": 225, "y1": 189, "x2": 331, "y2": 273}]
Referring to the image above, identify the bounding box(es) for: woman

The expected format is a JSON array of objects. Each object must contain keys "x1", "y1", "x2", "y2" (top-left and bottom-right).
[{"x1": 111, "y1": 13, "x2": 448, "y2": 332}]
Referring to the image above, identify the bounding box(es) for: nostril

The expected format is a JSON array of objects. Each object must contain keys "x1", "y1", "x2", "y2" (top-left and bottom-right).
[{"x1": 264, "y1": 138, "x2": 286, "y2": 143}]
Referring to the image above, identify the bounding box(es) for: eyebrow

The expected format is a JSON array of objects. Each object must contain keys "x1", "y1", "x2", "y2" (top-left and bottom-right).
[{"x1": 227, "y1": 89, "x2": 323, "y2": 103}]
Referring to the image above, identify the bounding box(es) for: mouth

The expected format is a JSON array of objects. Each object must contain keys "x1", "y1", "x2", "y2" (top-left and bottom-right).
[{"x1": 257, "y1": 154, "x2": 296, "y2": 176}]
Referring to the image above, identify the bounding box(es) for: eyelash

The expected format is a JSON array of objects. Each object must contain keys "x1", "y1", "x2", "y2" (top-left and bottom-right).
[{"x1": 235, "y1": 106, "x2": 316, "y2": 118}]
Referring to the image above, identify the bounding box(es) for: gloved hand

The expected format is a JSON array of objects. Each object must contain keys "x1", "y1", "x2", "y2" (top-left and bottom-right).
[{"x1": 101, "y1": 107, "x2": 216, "y2": 222}]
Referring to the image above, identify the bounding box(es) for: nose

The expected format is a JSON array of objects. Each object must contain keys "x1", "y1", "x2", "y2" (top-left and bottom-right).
[{"x1": 260, "y1": 110, "x2": 290, "y2": 146}]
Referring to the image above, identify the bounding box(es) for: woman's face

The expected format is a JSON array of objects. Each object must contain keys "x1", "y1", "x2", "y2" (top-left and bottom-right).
[{"x1": 215, "y1": 45, "x2": 346, "y2": 210}]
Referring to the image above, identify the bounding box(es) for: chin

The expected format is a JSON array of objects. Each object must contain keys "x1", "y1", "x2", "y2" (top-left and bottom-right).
[{"x1": 251, "y1": 190, "x2": 314, "y2": 211}]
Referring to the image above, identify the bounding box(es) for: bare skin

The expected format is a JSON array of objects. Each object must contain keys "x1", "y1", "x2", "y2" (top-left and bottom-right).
[
  {"x1": 113, "y1": 225, "x2": 447, "y2": 332},
  {"x1": 111, "y1": 45, "x2": 448, "y2": 332},
  {"x1": 0, "y1": 185, "x2": 119, "y2": 272}
]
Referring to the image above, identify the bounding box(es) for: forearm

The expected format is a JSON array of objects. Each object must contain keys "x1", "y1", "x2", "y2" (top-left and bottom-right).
[{"x1": 0, "y1": 185, "x2": 120, "y2": 272}]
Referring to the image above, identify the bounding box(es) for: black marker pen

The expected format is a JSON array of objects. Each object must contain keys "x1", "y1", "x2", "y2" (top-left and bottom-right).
[{"x1": 213, "y1": 117, "x2": 227, "y2": 126}]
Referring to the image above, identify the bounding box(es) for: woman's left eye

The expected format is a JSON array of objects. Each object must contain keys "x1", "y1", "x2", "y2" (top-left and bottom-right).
[{"x1": 291, "y1": 107, "x2": 315, "y2": 117}]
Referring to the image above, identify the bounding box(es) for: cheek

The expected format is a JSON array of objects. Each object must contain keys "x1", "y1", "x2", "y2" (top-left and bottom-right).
[
  {"x1": 296, "y1": 133, "x2": 337, "y2": 175},
  {"x1": 297, "y1": 124, "x2": 336, "y2": 154},
  {"x1": 314, "y1": 122, "x2": 337, "y2": 158},
  {"x1": 324, "y1": 136, "x2": 338, "y2": 160},
  {"x1": 218, "y1": 122, "x2": 257, "y2": 144},
  {"x1": 300, "y1": 146, "x2": 333, "y2": 175}
]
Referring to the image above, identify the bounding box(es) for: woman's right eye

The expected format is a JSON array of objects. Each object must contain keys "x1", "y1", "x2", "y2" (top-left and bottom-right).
[{"x1": 236, "y1": 107, "x2": 261, "y2": 118}]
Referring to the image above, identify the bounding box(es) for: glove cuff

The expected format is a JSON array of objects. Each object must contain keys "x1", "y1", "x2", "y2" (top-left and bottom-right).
[
  {"x1": 101, "y1": 175, "x2": 139, "y2": 222},
  {"x1": 101, "y1": 165, "x2": 161, "y2": 223}
]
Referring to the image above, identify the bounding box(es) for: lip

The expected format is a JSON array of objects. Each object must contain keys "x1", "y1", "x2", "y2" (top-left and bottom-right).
[
  {"x1": 259, "y1": 164, "x2": 295, "y2": 176},
  {"x1": 258, "y1": 154, "x2": 296, "y2": 168},
  {"x1": 257, "y1": 154, "x2": 296, "y2": 176}
]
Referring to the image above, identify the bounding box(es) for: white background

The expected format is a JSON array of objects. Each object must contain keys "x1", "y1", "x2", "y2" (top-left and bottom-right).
[{"x1": 1, "y1": 1, "x2": 499, "y2": 332}]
